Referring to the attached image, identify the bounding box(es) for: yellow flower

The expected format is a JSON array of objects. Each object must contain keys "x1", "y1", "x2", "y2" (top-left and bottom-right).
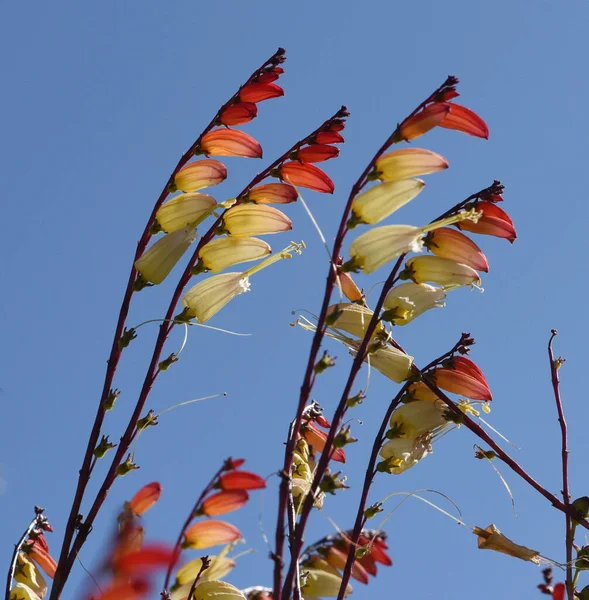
[
  {"x1": 135, "y1": 227, "x2": 197, "y2": 284},
  {"x1": 198, "y1": 237, "x2": 271, "y2": 273},
  {"x1": 401, "y1": 255, "x2": 481, "y2": 289},
  {"x1": 191, "y1": 580, "x2": 245, "y2": 600},
  {"x1": 156, "y1": 193, "x2": 217, "y2": 233},
  {"x1": 14, "y1": 555, "x2": 46, "y2": 599},
  {"x1": 326, "y1": 303, "x2": 385, "y2": 339},
  {"x1": 388, "y1": 399, "x2": 448, "y2": 438},
  {"x1": 348, "y1": 341, "x2": 413, "y2": 383},
  {"x1": 9, "y1": 584, "x2": 41, "y2": 600},
  {"x1": 302, "y1": 569, "x2": 352, "y2": 598},
  {"x1": 350, "y1": 179, "x2": 425, "y2": 225},
  {"x1": 375, "y1": 148, "x2": 449, "y2": 182},
  {"x1": 174, "y1": 159, "x2": 227, "y2": 193},
  {"x1": 383, "y1": 282, "x2": 446, "y2": 325},
  {"x1": 223, "y1": 204, "x2": 292, "y2": 236}
]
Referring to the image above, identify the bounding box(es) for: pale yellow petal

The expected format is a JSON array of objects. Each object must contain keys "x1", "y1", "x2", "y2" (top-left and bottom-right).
[
  {"x1": 199, "y1": 237, "x2": 271, "y2": 273},
  {"x1": 156, "y1": 193, "x2": 217, "y2": 233}
]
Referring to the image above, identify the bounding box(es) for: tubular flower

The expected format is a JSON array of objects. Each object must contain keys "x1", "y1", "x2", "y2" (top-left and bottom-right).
[
  {"x1": 199, "y1": 129, "x2": 262, "y2": 158},
  {"x1": 182, "y1": 273, "x2": 250, "y2": 323},
  {"x1": 475, "y1": 524, "x2": 540, "y2": 563},
  {"x1": 156, "y1": 193, "x2": 217, "y2": 233},
  {"x1": 313, "y1": 131, "x2": 345, "y2": 144},
  {"x1": 323, "y1": 547, "x2": 369, "y2": 584},
  {"x1": 433, "y1": 366, "x2": 492, "y2": 401},
  {"x1": 135, "y1": 227, "x2": 197, "y2": 284},
  {"x1": 27, "y1": 545, "x2": 56, "y2": 579},
  {"x1": 219, "y1": 102, "x2": 258, "y2": 126},
  {"x1": 357, "y1": 534, "x2": 392, "y2": 566},
  {"x1": 350, "y1": 179, "x2": 425, "y2": 226},
  {"x1": 326, "y1": 303, "x2": 386, "y2": 339},
  {"x1": 239, "y1": 82, "x2": 284, "y2": 103},
  {"x1": 14, "y1": 555, "x2": 47, "y2": 598},
  {"x1": 302, "y1": 422, "x2": 346, "y2": 463},
  {"x1": 401, "y1": 255, "x2": 481, "y2": 289},
  {"x1": 379, "y1": 434, "x2": 433, "y2": 474},
  {"x1": 424, "y1": 228, "x2": 489, "y2": 272},
  {"x1": 277, "y1": 162, "x2": 335, "y2": 194},
  {"x1": 302, "y1": 569, "x2": 352, "y2": 598},
  {"x1": 246, "y1": 182, "x2": 298, "y2": 204},
  {"x1": 174, "y1": 160, "x2": 227, "y2": 193},
  {"x1": 398, "y1": 103, "x2": 451, "y2": 141},
  {"x1": 374, "y1": 148, "x2": 449, "y2": 182},
  {"x1": 382, "y1": 282, "x2": 446, "y2": 325},
  {"x1": 295, "y1": 145, "x2": 340, "y2": 163},
  {"x1": 349, "y1": 341, "x2": 414, "y2": 383},
  {"x1": 182, "y1": 520, "x2": 241, "y2": 550},
  {"x1": 447, "y1": 356, "x2": 490, "y2": 387},
  {"x1": 201, "y1": 490, "x2": 249, "y2": 517},
  {"x1": 219, "y1": 470, "x2": 267, "y2": 490},
  {"x1": 457, "y1": 201, "x2": 516, "y2": 242},
  {"x1": 198, "y1": 237, "x2": 271, "y2": 273},
  {"x1": 388, "y1": 400, "x2": 449, "y2": 438},
  {"x1": 440, "y1": 103, "x2": 489, "y2": 139},
  {"x1": 223, "y1": 204, "x2": 292, "y2": 236},
  {"x1": 127, "y1": 482, "x2": 162, "y2": 516},
  {"x1": 192, "y1": 581, "x2": 246, "y2": 600},
  {"x1": 337, "y1": 271, "x2": 364, "y2": 303}
]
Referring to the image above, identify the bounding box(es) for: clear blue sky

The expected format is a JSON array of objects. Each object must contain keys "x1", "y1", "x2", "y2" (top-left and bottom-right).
[{"x1": 2, "y1": 1, "x2": 588, "y2": 598}]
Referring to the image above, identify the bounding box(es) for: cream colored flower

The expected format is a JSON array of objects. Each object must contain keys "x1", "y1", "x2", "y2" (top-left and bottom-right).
[
  {"x1": 375, "y1": 148, "x2": 448, "y2": 182},
  {"x1": 302, "y1": 569, "x2": 352, "y2": 598},
  {"x1": 199, "y1": 237, "x2": 271, "y2": 273},
  {"x1": 388, "y1": 399, "x2": 449, "y2": 438},
  {"x1": 379, "y1": 434, "x2": 433, "y2": 474},
  {"x1": 383, "y1": 282, "x2": 446, "y2": 325},
  {"x1": 326, "y1": 303, "x2": 385, "y2": 339},
  {"x1": 156, "y1": 193, "x2": 217, "y2": 233},
  {"x1": 402, "y1": 255, "x2": 481, "y2": 289},
  {"x1": 223, "y1": 204, "x2": 292, "y2": 236}
]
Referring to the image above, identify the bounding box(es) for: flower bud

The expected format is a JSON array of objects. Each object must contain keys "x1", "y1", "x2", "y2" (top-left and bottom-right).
[
  {"x1": 401, "y1": 256, "x2": 481, "y2": 289},
  {"x1": 182, "y1": 273, "x2": 251, "y2": 323},
  {"x1": 247, "y1": 183, "x2": 298, "y2": 204},
  {"x1": 219, "y1": 470, "x2": 267, "y2": 490},
  {"x1": 382, "y1": 282, "x2": 446, "y2": 325},
  {"x1": 313, "y1": 131, "x2": 344, "y2": 144},
  {"x1": 440, "y1": 103, "x2": 489, "y2": 139},
  {"x1": 324, "y1": 547, "x2": 369, "y2": 584},
  {"x1": 295, "y1": 145, "x2": 339, "y2": 163},
  {"x1": 399, "y1": 103, "x2": 451, "y2": 141},
  {"x1": 198, "y1": 237, "x2": 271, "y2": 273},
  {"x1": 326, "y1": 303, "x2": 385, "y2": 339},
  {"x1": 219, "y1": 102, "x2": 258, "y2": 126},
  {"x1": 277, "y1": 162, "x2": 335, "y2": 194},
  {"x1": 239, "y1": 82, "x2": 284, "y2": 103},
  {"x1": 475, "y1": 524, "x2": 540, "y2": 562},
  {"x1": 433, "y1": 364, "x2": 492, "y2": 401},
  {"x1": 174, "y1": 159, "x2": 227, "y2": 192},
  {"x1": 374, "y1": 148, "x2": 448, "y2": 182},
  {"x1": 405, "y1": 381, "x2": 440, "y2": 402},
  {"x1": 424, "y1": 228, "x2": 489, "y2": 272},
  {"x1": 457, "y1": 201, "x2": 516, "y2": 242},
  {"x1": 135, "y1": 227, "x2": 197, "y2": 284},
  {"x1": 350, "y1": 179, "x2": 425, "y2": 226},
  {"x1": 199, "y1": 129, "x2": 262, "y2": 158},
  {"x1": 128, "y1": 482, "x2": 162, "y2": 516},
  {"x1": 182, "y1": 520, "x2": 241, "y2": 550},
  {"x1": 155, "y1": 193, "x2": 217, "y2": 233},
  {"x1": 201, "y1": 490, "x2": 249, "y2": 517},
  {"x1": 223, "y1": 204, "x2": 292, "y2": 236},
  {"x1": 337, "y1": 271, "x2": 364, "y2": 303},
  {"x1": 302, "y1": 569, "x2": 352, "y2": 597}
]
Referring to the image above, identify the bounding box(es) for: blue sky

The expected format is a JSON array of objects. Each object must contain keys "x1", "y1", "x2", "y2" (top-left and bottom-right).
[{"x1": 1, "y1": 1, "x2": 589, "y2": 598}]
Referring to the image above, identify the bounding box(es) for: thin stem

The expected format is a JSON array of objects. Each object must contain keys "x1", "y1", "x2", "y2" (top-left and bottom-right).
[
  {"x1": 162, "y1": 461, "x2": 228, "y2": 595},
  {"x1": 50, "y1": 47, "x2": 286, "y2": 600},
  {"x1": 186, "y1": 556, "x2": 211, "y2": 600},
  {"x1": 274, "y1": 74, "x2": 459, "y2": 600},
  {"x1": 548, "y1": 330, "x2": 573, "y2": 599}
]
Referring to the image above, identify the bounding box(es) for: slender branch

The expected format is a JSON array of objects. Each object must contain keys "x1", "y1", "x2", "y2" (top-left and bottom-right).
[
  {"x1": 186, "y1": 556, "x2": 211, "y2": 600},
  {"x1": 275, "y1": 74, "x2": 459, "y2": 600},
  {"x1": 50, "y1": 47, "x2": 287, "y2": 600},
  {"x1": 162, "y1": 460, "x2": 229, "y2": 595},
  {"x1": 548, "y1": 330, "x2": 573, "y2": 599}
]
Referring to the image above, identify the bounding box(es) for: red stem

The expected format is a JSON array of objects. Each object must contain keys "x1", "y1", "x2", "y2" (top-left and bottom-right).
[
  {"x1": 548, "y1": 330, "x2": 573, "y2": 599},
  {"x1": 50, "y1": 47, "x2": 286, "y2": 600}
]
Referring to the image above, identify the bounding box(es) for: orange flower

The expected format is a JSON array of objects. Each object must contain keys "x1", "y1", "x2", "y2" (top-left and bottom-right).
[
  {"x1": 201, "y1": 490, "x2": 249, "y2": 517},
  {"x1": 324, "y1": 547, "x2": 369, "y2": 584},
  {"x1": 302, "y1": 422, "x2": 346, "y2": 463},
  {"x1": 313, "y1": 131, "x2": 344, "y2": 144},
  {"x1": 28, "y1": 544, "x2": 56, "y2": 578},
  {"x1": 219, "y1": 470, "x2": 267, "y2": 491},
  {"x1": 199, "y1": 129, "x2": 262, "y2": 158},
  {"x1": 457, "y1": 202, "x2": 516, "y2": 242},
  {"x1": 433, "y1": 365, "x2": 492, "y2": 401},
  {"x1": 182, "y1": 520, "x2": 242, "y2": 550},
  {"x1": 399, "y1": 103, "x2": 451, "y2": 141},
  {"x1": 174, "y1": 159, "x2": 227, "y2": 193},
  {"x1": 94, "y1": 579, "x2": 150, "y2": 600},
  {"x1": 296, "y1": 145, "x2": 339, "y2": 163},
  {"x1": 337, "y1": 271, "x2": 364, "y2": 303},
  {"x1": 225, "y1": 458, "x2": 245, "y2": 469},
  {"x1": 447, "y1": 356, "x2": 490, "y2": 387},
  {"x1": 278, "y1": 162, "x2": 334, "y2": 194},
  {"x1": 424, "y1": 228, "x2": 489, "y2": 272},
  {"x1": 128, "y1": 482, "x2": 162, "y2": 516},
  {"x1": 440, "y1": 103, "x2": 489, "y2": 139},
  {"x1": 113, "y1": 544, "x2": 179, "y2": 576},
  {"x1": 239, "y1": 82, "x2": 284, "y2": 103},
  {"x1": 256, "y1": 68, "x2": 283, "y2": 84},
  {"x1": 358, "y1": 552, "x2": 377, "y2": 576},
  {"x1": 219, "y1": 102, "x2": 258, "y2": 126},
  {"x1": 247, "y1": 182, "x2": 298, "y2": 204},
  {"x1": 357, "y1": 534, "x2": 392, "y2": 566}
]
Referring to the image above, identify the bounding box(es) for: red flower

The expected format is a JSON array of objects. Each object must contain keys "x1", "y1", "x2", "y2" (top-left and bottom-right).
[
  {"x1": 302, "y1": 422, "x2": 346, "y2": 463},
  {"x1": 94, "y1": 579, "x2": 150, "y2": 600},
  {"x1": 219, "y1": 470, "x2": 267, "y2": 491},
  {"x1": 440, "y1": 103, "x2": 489, "y2": 139},
  {"x1": 296, "y1": 145, "x2": 339, "y2": 163},
  {"x1": 278, "y1": 162, "x2": 334, "y2": 194},
  {"x1": 552, "y1": 583, "x2": 565, "y2": 600},
  {"x1": 399, "y1": 103, "x2": 451, "y2": 141},
  {"x1": 433, "y1": 360, "x2": 492, "y2": 401},
  {"x1": 313, "y1": 131, "x2": 344, "y2": 144},
  {"x1": 219, "y1": 102, "x2": 258, "y2": 126},
  {"x1": 128, "y1": 482, "x2": 162, "y2": 516},
  {"x1": 458, "y1": 201, "x2": 516, "y2": 243},
  {"x1": 201, "y1": 490, "x2": 249, "y2": 516},
  {"x1": 256, "y1": 67, "x2": 283, "y2": 84},
  {"x1": 225, "y1": 457, "x2": 246, "y2": 470},
  {"x1": 113, "y1": 544, "x2": 179, "y2": 576},
  {"x1": 240, "y1": 83, "x2": 284, "y2": 103}
]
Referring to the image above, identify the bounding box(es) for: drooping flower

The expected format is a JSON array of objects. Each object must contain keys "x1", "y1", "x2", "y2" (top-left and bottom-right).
[
  {"x1": 156, "y1": 193, "x2": 217, "y2": 233},
  {"x1": 382, "y1": 282, "x2": 446, "y2": 325},
  {"x1": 135, "y1": 227, "x2": 197, "y2": 284},
  {"x1": 223, "y1": 204, "x2": 292, "y2": 236},
  {"x1": 457, "y1": 201, "x2": 516, "y2": 242},
  {"x1": 174, "y1": 160, "x2": 227, "y2": 193},
  {"x1": 197, "y1": 237, "x2": 271, "y2": 273},
  {"x1": 182, "y1": 520, "x2": 242, "y2": 550},
  {"x1": 424, "y1": 228, "x2": 489, "y2": 272},
  {"x1": 374, "y1": 148, "x2": 448, "y2": 182},
  {"x1": 246, "y1": 183, "x2": 298, "y2": 204},
  {"x1": 296, "y1": 145, "x2": 339, "y2": 163},
  {"x1": 10, "y1": 583, "x2": 43, "y2": 600},
  {"x1": 201, "y1": 490, "x2": 249, "y2": 517},
  {"x1": 325, "y1": 303, "x2": 385, "y2": 339},
  {"x1": 219, "y1": 470, "x2": 267, "y2": 491},
  {"x1": 475, "y1": 524, "x2": 540, "y2": 563},
  {"x1": 277, "y1": 162, "x2": 335, "y2": 194},
  {"x1": 401, "y1": 255, "x2": 481, "y2": 289},
  {"x1": 323, "y1": 547, "x2": 369, "y2": 584},
  {"x1": 172, "y1": 554, "x2": 236, "y2": 592},
  {"x1": 14, "y1": 555, "x2": 47, "y2": 599},
  {"x1": 219, "y1": 102, "x2": 258, "y2": 126},
  {"x1": 404, "y1": 381, "x2": 441, "y2": 402},
  {"x1": 199, "y1": 129, "x2": 262, "y2": 158}
]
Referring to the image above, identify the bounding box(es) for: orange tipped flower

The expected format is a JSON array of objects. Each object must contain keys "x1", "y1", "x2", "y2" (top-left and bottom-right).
[
  {"x1": 95, "y1": 579, "x2": 150, "y2": 600},
  {"x1": 247, "y1": 182, "x2": 298, "y2": 204},
  {"x1": 200, "y1": 129, "x2": 262, "y2": 158},
  {"x1": 223, "y1": 204, "x2": 292, "y2": 236},
  {"x1": 399, "y1": 103, "x2": 451, "y2": 141},
  {"x1": 457, "y1": 202, "x2": 516, "y2": 242},
  {"x1": 219, "y1": 102, "x2": 258, "y2": 126},
  {"x1": 424, "y1": 228, "x2": 489, "y2": 272},
  {"x1": 337, "y1": 271, "x2": 364, "y2": 303},
  {"x1": 296, "y1": 145, "x2": 339, "y2": 163},
  {"x1": 402, "y1": 255, "x2": 481, "y2": 289},
  {"x1": 201, "y1": 490, "x2": 249, "y2": 517},
  {"x1": 174, "y1": 160, "x2": 227, "y2": 193},
  {"x1": 28, "y1": 545, "x2": 56, "y2": 578},
  {"x1": 182, "y1": 520, "x2": 242, "y2": 550},
  {"x1": 324, "y1": 548, "x2": 369, "y2": 584},
  {"x1": 113, "y1": 544, "x2": 179, "y2": 576},
  {"x1": 447, "y1": 356, "x2": 490, "y2": 387},
  {"x1": 375, "y1": 148, "x2": 449, "y2": 182},
  {"x1": 302, "y1": 422, "x2": 346, "y2": 463},
  {"x1": 440, "y1": 103, "x2": 489, "y2": 139},
  {"x1": 239, "y1": 82, "x2": 284, "y2": 103},
  {"x1": 433, "y1": 367, "x2": 492, "y2": 401},
  {"x1": 128, "y1": 482, "x2": 162, "y2": 516},
  {"x1": 278, "y1": 162, "x2": 334, "y2": 194},
  {"x1": 313, "y1": 131, "x2": 344, "y2": 144},
  {"x1": 219, "y1": 470, "x2": 267, "y2": 490}
]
